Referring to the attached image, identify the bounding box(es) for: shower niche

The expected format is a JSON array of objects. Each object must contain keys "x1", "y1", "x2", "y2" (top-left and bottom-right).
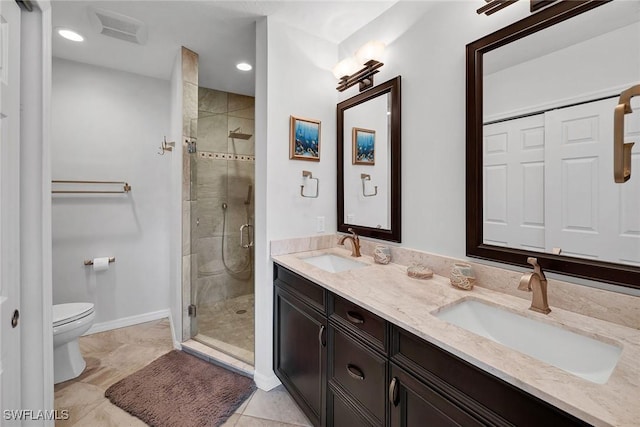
[{"x1": 188, "y1": 86, "x2": 255, "y2": 365}]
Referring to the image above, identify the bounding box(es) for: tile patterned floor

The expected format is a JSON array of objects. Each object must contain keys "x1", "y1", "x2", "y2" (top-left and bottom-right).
[
  {"x1": 54, "y1": 319, "x2": 311, "y2": 427},
  {"x1": 195, "y1": 293, "x2": 255, "y2": 364}
]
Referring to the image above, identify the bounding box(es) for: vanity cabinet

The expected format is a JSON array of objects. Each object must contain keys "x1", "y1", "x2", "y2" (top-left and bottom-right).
[
  {"x1": 273, "y1": 266, "x2": 327, "y2": 427},
  {"x1": 273, "y1": 264, "x2": 590, "y2": 427}
]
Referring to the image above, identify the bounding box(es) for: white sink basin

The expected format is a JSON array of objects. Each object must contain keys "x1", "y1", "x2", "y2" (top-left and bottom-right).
[
  {"x1": 301, "y1": 254, "x2": 368, "y2": 273},
  {"x1": 434, "y1": 299, "x2": 621, "y2": 384}
]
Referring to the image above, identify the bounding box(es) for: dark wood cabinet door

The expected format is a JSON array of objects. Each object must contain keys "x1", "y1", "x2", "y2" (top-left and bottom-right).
[
  {"x1": 389, "y1": 363, "x2": 484, "y2": 427},
  {"x1": 274, "y1": 285, "x2": 327, "y2": 427}
]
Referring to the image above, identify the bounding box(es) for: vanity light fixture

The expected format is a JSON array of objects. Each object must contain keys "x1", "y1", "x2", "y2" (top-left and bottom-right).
[
  {"x1": 57, "y1": 28, "x2": 84, "y2": 42},
  {"x1": 333, "y1": 40, "x2": 385, "y2": 92},
  {"x1": 236, "y1": 62, "x2": 252, "y2": 71}
]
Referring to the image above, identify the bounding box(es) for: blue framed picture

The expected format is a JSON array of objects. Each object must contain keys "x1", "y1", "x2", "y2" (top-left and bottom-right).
[
  {"x1": 290, "y1": 115, "x2": 321, "y2": 161},
  {"x1": 352, "y1": 127, "x2": 376, "y2": 165}
]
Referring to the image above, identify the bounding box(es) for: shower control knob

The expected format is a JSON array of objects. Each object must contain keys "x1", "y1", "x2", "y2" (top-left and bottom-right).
[{"x1": 196, "y1": 218, "x2": 200, "y2": 226}]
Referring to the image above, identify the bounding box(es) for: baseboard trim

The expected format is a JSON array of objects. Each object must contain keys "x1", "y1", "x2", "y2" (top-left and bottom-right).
[
  {"x1": 254, "y1": 371, "x2": 281, "y2": 391},
  {"x1": 84, "y1": 309, "x2": 172, "y2": 335}
]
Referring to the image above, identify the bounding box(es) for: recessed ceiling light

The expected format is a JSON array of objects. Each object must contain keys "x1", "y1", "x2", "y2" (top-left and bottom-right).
[
  {"x1": 236, "y1": 63, "x2": 252, "y2": 71},
  {"x1": 57, "y1": 28, "x2": 84, "y2": 42}
]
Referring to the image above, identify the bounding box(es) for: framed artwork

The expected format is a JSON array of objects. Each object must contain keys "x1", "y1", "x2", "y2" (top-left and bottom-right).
[
  {"x1": 352, "y1": 127, "x2": 376, "y2": 165},
  {"x1": 290, "y1": 116, "x2": 321, "y2": 161}
]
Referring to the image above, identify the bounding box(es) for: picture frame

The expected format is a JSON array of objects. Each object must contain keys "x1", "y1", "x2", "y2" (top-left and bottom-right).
[
  {"x1": 290, "y1": 116, "x2": 321, "y2": 161},
  {"x1": 352, "y1": 127, "x2": 376, "y2": 165}
]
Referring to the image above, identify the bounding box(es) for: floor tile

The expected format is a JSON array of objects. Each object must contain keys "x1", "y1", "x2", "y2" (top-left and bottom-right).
[
  {"x1": 54, "y1": 382, "x2": 105, "y2": 427},
  {"x1": 234, "y1": 415, "x2": 303, "y2": 427},
  {"x1": 220, "y1": 413, "x2": 241, "y2": 426},
  {"x1": 243, "y1": 385, "x2": 312, "y2": 426},
  {"x1": 70, "y1": 401, "x2": 147, "y2": 427},
  {"x1": 55, "y1": 318, "x2": 305, "y2": 427}
]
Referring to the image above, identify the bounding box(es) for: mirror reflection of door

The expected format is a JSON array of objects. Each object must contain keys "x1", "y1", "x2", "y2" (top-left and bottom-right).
[{"x1": 482, "y1": 0, "x2": 640, "y2": 267}]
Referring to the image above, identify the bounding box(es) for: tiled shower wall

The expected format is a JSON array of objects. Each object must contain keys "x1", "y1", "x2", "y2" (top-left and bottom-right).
[{"x1": 192, "y1": 87, "x2": 255, "y2": 311}]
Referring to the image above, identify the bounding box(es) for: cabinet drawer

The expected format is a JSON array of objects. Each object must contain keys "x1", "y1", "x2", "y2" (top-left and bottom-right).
[
  {"x1": 329, "y1": 325, "x2": 386, "y2": 424},
  {"x1": 391, "y1": 326, "x2": 590, "y2": 426},
  {"x1": 274, "y1": 264, "x2": 326, "y2": 313},
  {"x1": 328, "y1": 386, "x2": 378, "y2": 427},
  {"x1": 330, "y1": 294, "x2": 387, "y2": 353}
]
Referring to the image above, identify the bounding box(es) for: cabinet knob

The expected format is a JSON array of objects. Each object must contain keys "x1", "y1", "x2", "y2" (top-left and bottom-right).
[{"x1": 389, "y1": 377, "x2": 399, "y2": 406}]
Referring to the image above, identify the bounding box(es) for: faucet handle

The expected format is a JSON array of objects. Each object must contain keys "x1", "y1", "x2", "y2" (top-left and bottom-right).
[{"x1": 526, "y1": 257, "x2": 545, "y2": 279}]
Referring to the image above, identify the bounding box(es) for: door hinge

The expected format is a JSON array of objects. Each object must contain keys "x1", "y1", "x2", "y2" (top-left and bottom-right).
[{"x1": 188, "y1": 304, "x2": 197, "y2": 317}]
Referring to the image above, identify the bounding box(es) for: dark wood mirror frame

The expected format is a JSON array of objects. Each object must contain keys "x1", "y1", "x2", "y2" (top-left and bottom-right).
[
  {"x1": 338, "y1": 76, "x2": 401, "y2": 242},
  {"x1": 466, "y1": 0, "x2": 640, "y2": 290}
]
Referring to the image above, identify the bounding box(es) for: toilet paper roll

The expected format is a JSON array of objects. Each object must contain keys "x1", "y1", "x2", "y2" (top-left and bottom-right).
[{"x1": 93, "y1": 257, "x2": 110, "y2": 272}]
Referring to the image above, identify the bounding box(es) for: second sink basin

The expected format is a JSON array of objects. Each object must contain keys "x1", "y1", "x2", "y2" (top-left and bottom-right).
[
  {"x1": 301, "y1": 253, "x2": 367, "y2": 273},
  {"x1": 434, "y1": 299, "x2": 622, "y2": 384}
]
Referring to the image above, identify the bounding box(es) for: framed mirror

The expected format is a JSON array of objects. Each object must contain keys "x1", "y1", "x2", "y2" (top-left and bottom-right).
[
  {"x1": 467, "y1": 0, "x2": 640, "y2": 289},
  {"x1": 338, "y1": 76, "x2": 401, "y2": 242}
]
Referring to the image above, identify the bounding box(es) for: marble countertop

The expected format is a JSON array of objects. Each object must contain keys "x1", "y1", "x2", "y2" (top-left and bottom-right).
[{"x1": 272, "y1": 247, "x2": 640, "y2": 427}]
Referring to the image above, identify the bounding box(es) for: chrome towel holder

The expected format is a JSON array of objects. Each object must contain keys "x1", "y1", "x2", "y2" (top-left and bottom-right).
[
  {"x1": 300, "y1": 170, "x2": 319, "y2": 198},
  {"x1": 361, "y1": 173, "x2": 378, "y2": 197}
]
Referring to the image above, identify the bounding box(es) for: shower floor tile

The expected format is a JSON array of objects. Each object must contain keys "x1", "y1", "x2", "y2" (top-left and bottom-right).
[{"x1": 195, "y1": 293, "x2": 255, "y2": 365}]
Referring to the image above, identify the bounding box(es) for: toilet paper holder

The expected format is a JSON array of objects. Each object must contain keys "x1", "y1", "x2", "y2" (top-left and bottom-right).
[{"x1": 83, "y1": 257, "x2": 116, "y2": 266}]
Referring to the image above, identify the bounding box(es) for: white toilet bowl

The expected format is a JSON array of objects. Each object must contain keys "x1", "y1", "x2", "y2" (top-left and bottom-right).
[{"x1": 53, "y1": 303, "x2": 95, "y2": 384}]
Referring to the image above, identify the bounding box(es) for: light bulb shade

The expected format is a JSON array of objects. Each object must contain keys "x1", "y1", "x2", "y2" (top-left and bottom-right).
[
  {"x1": 332, "y1": 57, "x2": 360, "y2": 79},
  {"x1": 355, "y1": 40, "x2": 385, "y2": 64}
]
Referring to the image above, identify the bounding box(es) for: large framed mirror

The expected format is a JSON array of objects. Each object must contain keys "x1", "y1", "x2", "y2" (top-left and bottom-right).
[
  {"x1": 467, "y1": 0, "x2": 640, "y2": 289},
  {"x1": 338, "y1": 76, "x2": 401, "y2": 242}
]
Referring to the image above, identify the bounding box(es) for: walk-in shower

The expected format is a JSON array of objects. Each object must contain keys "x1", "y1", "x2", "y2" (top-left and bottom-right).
[{"x1": 188, "y1": 87, "x2": 255, "y2": 364}]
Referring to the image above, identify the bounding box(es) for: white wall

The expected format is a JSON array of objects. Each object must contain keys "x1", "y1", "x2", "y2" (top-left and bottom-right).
[
  {"x1": 337, "y1": 1, "x2": 543, "y2": 258},
  {"x1": 484, "y1": 22, "x2": 640, "y2": 120},
  {"x1": 254, "y1": 17, "x2": 338, "y2": 389},
  {"x1": 51, "y1": 58, "x2": 172, "y2": 328},
  {"x1": 339, "y1": 1, "x2": 640, "y2": 296}
]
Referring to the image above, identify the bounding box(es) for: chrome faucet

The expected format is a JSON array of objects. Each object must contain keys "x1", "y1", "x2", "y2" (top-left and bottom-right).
[
  {"x1": 518, "y1": 257, "x2": 551, "y2": 314},
  {"x1": 338, "y1": 228, "x2": 361, "y2": 257}
]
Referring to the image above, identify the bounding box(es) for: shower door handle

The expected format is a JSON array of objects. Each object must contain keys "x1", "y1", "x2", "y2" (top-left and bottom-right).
[{"x1": 240, "y1": 224, "x2": 254, "y2": 248}]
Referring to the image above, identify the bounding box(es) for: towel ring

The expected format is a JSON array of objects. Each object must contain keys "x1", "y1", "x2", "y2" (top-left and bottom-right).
[
  {"x1": 361, "y1": 173, "x2": 378, "y2": 197},
  {"x1": 300, "y1": 170, "x2": 319, "y2": 198}
]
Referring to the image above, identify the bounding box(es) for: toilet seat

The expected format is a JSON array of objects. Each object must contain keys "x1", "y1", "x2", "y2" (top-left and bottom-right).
[{"x1": 53, "y1": 303, "x2": 94, "y2": 327}]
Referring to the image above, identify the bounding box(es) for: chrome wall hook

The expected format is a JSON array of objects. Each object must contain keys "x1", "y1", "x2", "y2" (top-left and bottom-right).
[
  {"x1": 158, "y1": 136, "x2": 175, "y2": 155},
  {"x1": 361, "y1": 173, "x2": 378, "y2": 197},
  {"x1": 300, "y1": 170, "x2": 319, "y2": 198}
]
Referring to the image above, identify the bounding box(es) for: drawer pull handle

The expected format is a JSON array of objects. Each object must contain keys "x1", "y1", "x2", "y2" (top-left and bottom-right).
[
  {"x1": 318, "y1": 325, "x2": 326, "y2": 347},
  {"x1": 389, "y1": 377, "x2": 399, "y2": 406},
  {"x1": 346, "y1": 311, "x2": 365, "y2": 324},
  {"x1": 346, "y1": 364, "x2": 365, "y2": 380}
]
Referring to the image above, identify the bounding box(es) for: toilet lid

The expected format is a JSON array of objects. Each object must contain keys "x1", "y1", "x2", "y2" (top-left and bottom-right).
[{"x1": 53, "y1": 303, "x2": 94, "y2": 327}]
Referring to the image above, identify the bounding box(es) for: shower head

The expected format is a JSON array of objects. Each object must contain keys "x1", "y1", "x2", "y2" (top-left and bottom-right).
[{"x1": 229, "y1": 127, "x2": 252, "y2": 140}]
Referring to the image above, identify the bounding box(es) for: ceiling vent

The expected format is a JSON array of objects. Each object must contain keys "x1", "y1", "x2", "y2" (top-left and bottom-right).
[{"x1": 88, "y1": 7, "x2": 148, "y2": 45}]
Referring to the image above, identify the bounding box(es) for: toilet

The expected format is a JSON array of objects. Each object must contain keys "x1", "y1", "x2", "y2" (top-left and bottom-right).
[{"x1": 53, "y1": 303, "x2": 96, "y2": 384}]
